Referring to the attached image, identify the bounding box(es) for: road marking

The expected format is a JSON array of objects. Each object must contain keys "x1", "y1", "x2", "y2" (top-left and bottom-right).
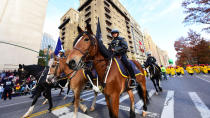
[
  {"x1": 189, "y1": 92, "x2": 210, "y2": 118},
  {"x1": 203, "y1": 75, "x2": 208, "y2": 78},
  {"x1": 196, "y1": 76, "x2": 210, "y2": 83},
  {"x1": 84, "y1": 93, "x2": 103, "y2": 101},
  {"x1": 80, "y1": 91, "x2": 95, "y2": 98},
  {"x1": 119, "y1": 90, "x2": 137, "y2": 103},
  {"x1": 161, "y1": 90, "x2": 174, "y2": 118},
  {"x1": 27, "y1": 103, "x2": 74, "y2": 118},
  {"x1": 52, "y1": 107, "x2": 93, "y2": 118},
  {"x1": 135, "y1": 89, "x2": 155, "y2": 111}
]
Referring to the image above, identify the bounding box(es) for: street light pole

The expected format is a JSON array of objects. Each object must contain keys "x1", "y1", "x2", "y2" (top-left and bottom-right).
[{"x1": 45, "y1": 45, "x2": 51, "y2": 66}]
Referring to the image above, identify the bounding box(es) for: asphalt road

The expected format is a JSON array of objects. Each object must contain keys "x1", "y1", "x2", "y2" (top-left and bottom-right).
[{"x1": 0, "y1": 73, "x2": 209, "y2": 118}]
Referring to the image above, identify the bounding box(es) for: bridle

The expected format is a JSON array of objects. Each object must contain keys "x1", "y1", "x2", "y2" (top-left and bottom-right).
[
  {"x1": 51, "y1": 58, "x2": 78, "y2": 81},
  {"x1": 72, "y1": 32, "x2": 97, "y2": 69}
]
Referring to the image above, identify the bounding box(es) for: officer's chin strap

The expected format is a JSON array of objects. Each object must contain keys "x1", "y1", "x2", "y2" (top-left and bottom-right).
[{"x1": 86, "y1": 75, "x2": 100, "y2": 93}]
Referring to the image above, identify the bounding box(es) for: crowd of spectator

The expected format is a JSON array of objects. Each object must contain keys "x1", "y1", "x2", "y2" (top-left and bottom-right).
[{"x1": 0, "y1": 70, "x2": 36, "y2": 100}]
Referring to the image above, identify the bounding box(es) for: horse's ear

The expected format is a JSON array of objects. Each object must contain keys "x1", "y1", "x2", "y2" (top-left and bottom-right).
[
  {"x1": 19, "y1": 64, "x2": 22, "y2": 68},
  {"x1": 86, "y1": 23, "x2": 93, "y2": 34},
  {"x1": 77, "y1": 26, "x2": 83, "y2": 34}
]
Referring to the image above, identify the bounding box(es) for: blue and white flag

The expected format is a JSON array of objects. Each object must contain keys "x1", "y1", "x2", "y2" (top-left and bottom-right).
[{"x1": 54, "y1": 37, "x2": 63, "y2": 56}]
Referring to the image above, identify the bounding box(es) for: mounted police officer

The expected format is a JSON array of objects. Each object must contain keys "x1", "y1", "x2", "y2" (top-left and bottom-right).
[
  {"x1": 58, "y1": 50, "x2": 65, "y2": 58},
  {"x1": 145, "y1": 52, "x2": 160, "y2": 71},
  {"x1": 108, "y1": 29, "x2": 136, "y2": 88}
]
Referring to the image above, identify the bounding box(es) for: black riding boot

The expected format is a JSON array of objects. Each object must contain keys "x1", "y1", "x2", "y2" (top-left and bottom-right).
[{"x1": 121, "y1": 55, "x2": 136, "y2": 88}]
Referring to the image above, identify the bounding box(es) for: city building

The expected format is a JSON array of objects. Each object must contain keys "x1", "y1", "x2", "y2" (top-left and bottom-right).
[
  {"x1": 60, "y1": 0, "x2": 146, "y2": 63},
  {"x1": 58, "y1": 8, "x2": 79, "y2": 50},
  {"x1": 0, "y1": 0, "x2": 48, "y2": 70},
  {"x1": 41, "y1": 33, "x2": 56, "y2": 50},
  {"x1": 143, "y1": 31, "x2": 169, "y2": 66}
]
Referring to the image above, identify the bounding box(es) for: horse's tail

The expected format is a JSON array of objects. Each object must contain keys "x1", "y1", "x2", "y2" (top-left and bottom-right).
[
  {"x1": 132, "y1": 60, "x2": 150, "y2": 104},
  {"x1": 136, "y1": 84, "x2": 150, "y2": 104}
]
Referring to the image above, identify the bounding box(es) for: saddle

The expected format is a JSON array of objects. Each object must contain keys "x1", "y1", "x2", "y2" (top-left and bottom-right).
[{"x1": 114, "y1": 58, "x2": 143, "y2": 78}]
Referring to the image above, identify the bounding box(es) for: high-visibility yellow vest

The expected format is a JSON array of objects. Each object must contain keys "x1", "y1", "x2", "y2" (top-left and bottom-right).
[
  {"x1": 186, "y1": 67, "x2": 194, "y2": 74},
  {"x1": 171, "y1": 68, "x2": 176, "y2": 76},
  {"x1": 180, "y1": 67, "x2": 184, "y2": 75}
]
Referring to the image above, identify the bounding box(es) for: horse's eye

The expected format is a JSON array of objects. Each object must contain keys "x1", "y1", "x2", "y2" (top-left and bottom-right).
[
  {"x1": 84, "y1": 38, "x2": 89, "y2": 41},
  {"x1": 52, "y1": 65, "x2": 55, "y2": 68}
]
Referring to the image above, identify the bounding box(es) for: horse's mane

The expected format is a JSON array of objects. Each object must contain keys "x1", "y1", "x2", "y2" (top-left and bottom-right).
[
  {"x1": 24, "y1": 65, "x2": 46, "y2": 75},
  {"x1": 96, "y1": 36, "x2": 111, "y2": 59},
  {"x1": 73, "y1": 32, "x2": 88, "y2": 47}
]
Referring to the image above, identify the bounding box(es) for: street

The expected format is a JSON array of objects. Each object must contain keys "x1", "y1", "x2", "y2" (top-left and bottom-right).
[{"x1": 0, "y1": 74, "x2": 210, "y2": 118}]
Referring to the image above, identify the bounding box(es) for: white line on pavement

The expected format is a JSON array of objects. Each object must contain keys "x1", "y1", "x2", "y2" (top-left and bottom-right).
[
  {"x1": 196, "y1": 76, "x2": 210, "y2": 83},
  {"x1": 52, "y1": 107, "x2": 93, "y2": 118},
  {"x1": 135, "y1": 89, "x2": 156, "y2": 111},
  {"x1": 189, "y1": 92, "x2": 210, "y2": 118},
  {"x1": 119, "y1": 90, "x2": 137, "y2": 103},
  {"x1": 161, "y1": 90, "x2": 174, "y2": 118},
  {"x1": 84, "y1": 93, "x2": 103, "y2": 101}
]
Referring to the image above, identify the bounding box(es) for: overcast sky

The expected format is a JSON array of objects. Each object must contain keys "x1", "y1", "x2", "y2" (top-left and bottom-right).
[{"x1": 43, "y1": 0, "x2": 209, "y2": 62}]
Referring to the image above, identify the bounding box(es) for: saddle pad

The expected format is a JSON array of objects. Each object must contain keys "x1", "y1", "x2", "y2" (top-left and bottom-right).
[
  {"x1": 114, "y1": 58, "x2": 143, "y2": 78},
  {"x1": 83, "y1": 69, "x2": 98, "y2": 80}
]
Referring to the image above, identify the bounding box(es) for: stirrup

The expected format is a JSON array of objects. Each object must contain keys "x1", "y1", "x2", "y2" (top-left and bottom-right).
[{"x1": 129, "y1": 78, "x2": 137, "y2": 88}]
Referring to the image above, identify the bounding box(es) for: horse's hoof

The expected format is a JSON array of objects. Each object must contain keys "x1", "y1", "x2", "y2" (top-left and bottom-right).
[
  {"x1": 90, "y1": 107, "x2": 95, "y2": 112},
  {"x1": 48, "y1": 109, "x2": 52, "y2": 113},
  {"x1": 142, "y1": 111, "x2": 147, "y2": 117},
  {"x1": 155, "y1": 92, "x2": 158, "y2": 95},
  {"x1": 80, "y1": 99, "x2": 84, "y2": 102}
]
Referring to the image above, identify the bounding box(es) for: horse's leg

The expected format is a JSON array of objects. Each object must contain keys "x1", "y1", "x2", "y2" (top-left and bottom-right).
[
  {"x1": 140, "y1": 82, "x2": 148, "y2": 117},
  {"x1": 44, "y1": 89, "x2": 53, "y2": 112},
  {"x1": 90, "y1": 91, "x2": 98, "y2": 111},
  {"x1": 47, "y1": 89, "x2": 53, "y2": 112},
  {"x1": 64, "y1": 83, "x2": 70, "y2": 100},
  {"x1": 127, "y1": 90, "x2": 136, "y2": 118},
  {"x1": 151, "y1": 78, "x2": 158, "y2": 94},
  {"x1": 22, "y1": 90, "x2": 41, "y2": 118},
  {"x1": 59, "y1": 88, "x2": 63, "y2": 95},
  {"x1": 73, "y1": 89, "x2": 87, "y2": 118},
  {"x1": 105, "y1": 95, "x2": 113, "y2": 118},
  {"x1": 110, "y1": 94, "x2": 120, "y2": 118},
  {"x1": 156, "y1": 77, "x2": 162, "y2": 92}
]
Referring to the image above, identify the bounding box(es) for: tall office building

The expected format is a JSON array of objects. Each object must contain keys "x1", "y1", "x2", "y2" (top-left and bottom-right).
[
  {"x1": 143, "y1": 31, "x2": 169, "y2": 66},
  {"x1": 0, "y1": 0, "x2": 48, "y2": 70},
  {"x1": 59, "y1": 8, "x2": 79, "y2": 50},
  {"x1": 41, "y1": 33, "x2": 56, "y2": 50},
  {"x1": 60, "y1": 0, "x2": 146, "y2": 63}
]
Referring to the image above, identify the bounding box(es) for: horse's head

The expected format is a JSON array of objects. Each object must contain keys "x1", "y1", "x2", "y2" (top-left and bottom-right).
[
  {"x1": 66, "y1": 24, "x2": 98, "y2": 70},
  {"x1": 18, "y1": 64, "x2": 29, "y2": 84},
  {"x1": 48, "y1": 51, "x2": 72, "y2": 81}
]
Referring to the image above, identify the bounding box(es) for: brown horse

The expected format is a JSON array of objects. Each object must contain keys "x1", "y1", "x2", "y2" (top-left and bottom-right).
[
  {"x1": 48, "y1": 51, "x2": 99, "y2": 118},
  {"x1": 66, "y1": 24, "x2": 149, "y2": 118}
]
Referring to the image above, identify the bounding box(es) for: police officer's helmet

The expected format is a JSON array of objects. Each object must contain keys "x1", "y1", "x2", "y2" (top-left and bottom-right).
[
  {"x1": 59, "y1": 50, "x2": 65, "y2": 53},
  {"x1": 147, "y1": 51, "x2": 151, "y2": 56},
  {"x1": 111, "y1": 29, "x2": 119, "y2": 34}
]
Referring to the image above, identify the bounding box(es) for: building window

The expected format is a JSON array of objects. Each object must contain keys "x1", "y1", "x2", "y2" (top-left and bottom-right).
[
  {"x1": 85, "y1": 12, "x2": 91, "y2": 17},
  {"x1": 107, "y1": 35, "x2": 112, "y2": 40},
  {"x1": 85, "y1": 18, "x2": 91, "y2": 23},
  {"x1": 62, "y1": 32, "x2": 65, "y2": 35},
  {"x1": 104, "y1": 7, "x2": 111, "y2": 13},
  {"x1": 106, "y1": 27, "x2": 111, "y2": 33},
  {"x1": 104, "y1": 1, "x2": 110, "y2": 7},
  {"x1": 105, "y1": 20, "x2": 112, "y2": 26},
  {"x1": 129, "y1": 41, "x2": 132, "y2": 44},
  {"x1": 105, "y1": 13, "x2": 111, "y2": 19},
  {"x1": 85, "y1": 6, "x2": 91, "y2": 12}
]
